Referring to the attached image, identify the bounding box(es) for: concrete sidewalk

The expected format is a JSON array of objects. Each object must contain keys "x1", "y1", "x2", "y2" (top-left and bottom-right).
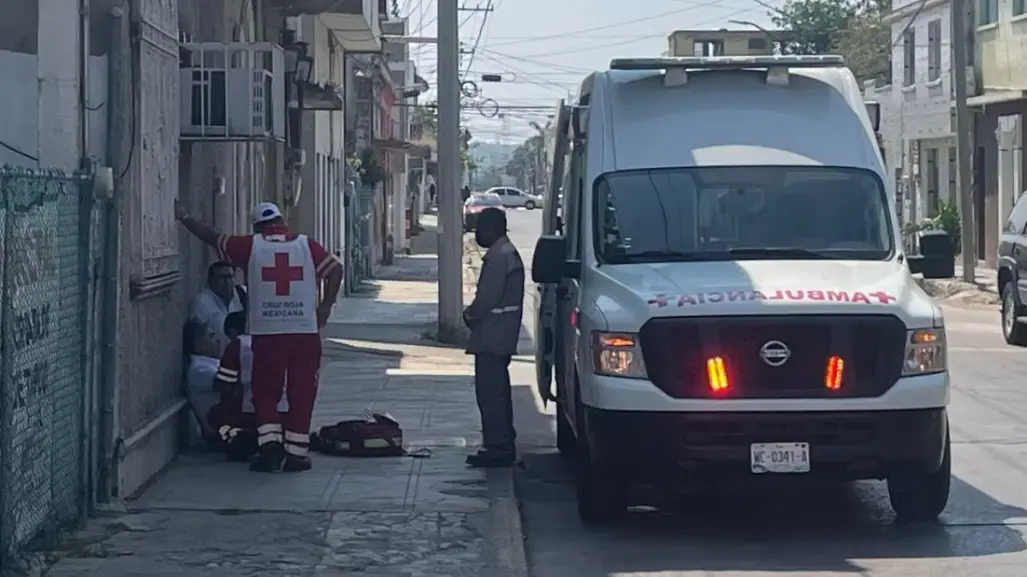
[
  {"x1": 915, "y1": 259, "x2": 1000, "y2": 307},
  {"x1": 37, "y1": 218, "x2": 529, "y2": 577}
]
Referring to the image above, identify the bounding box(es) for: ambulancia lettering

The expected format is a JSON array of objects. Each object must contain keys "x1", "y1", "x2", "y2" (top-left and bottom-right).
[{"x1": 647, "y1": 289, "x2": 897, "y2": 308}]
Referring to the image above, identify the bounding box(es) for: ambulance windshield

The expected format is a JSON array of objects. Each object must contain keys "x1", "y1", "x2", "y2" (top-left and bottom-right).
[{"x1": 595, "y1": 166, "x2": 893, "y2": 264}]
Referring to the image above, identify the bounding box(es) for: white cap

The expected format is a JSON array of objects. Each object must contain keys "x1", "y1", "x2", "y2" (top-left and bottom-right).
[{"x1": 251, "y1": 202, "x2": 283, "y2": 225}]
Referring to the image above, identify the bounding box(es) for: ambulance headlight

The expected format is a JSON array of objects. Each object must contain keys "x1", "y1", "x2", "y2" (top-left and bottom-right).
[
  {"x1": 902, "y1": 328, "x2": 946, "y2": 376},
  {"x1": 591, "y1": 332, "x2": 647, "y2": 378}
]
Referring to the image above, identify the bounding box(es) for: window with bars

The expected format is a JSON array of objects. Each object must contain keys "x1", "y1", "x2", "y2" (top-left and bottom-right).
[
  {"x1": 978, "y1": 0, "x2": 998, "y2": 25},
  {"x1": 948, "y1": 147, "x2": 957, "y2": 203},
  {"x1": 928, "y1": 20, "x2": 942, "y2": 81},
  {"x1": 926, "y1": 148, "x2": 939, "y2": 216},
  {"x1": 903, "y1": 29, "x2": 916, "y2": 86}
]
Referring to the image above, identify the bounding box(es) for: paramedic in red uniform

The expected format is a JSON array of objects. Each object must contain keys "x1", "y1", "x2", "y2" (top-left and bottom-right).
[{"x1": 175, "y1": 199, "x2": 343, "y2": 473}]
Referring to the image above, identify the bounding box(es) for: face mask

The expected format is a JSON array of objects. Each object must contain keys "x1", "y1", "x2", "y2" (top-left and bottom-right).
[{"x1": 475, "y1": 228, "x2": 494, "y2": 248}]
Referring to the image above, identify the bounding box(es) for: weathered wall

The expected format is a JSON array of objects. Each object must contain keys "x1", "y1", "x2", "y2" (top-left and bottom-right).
[
  {"x1": 105, "y1": 0, "x2": 283, "y2": 499},
  {"x1": 0, "y1": 50, "x2": 109, "y2": 168},
  {"x1": 294, "y1": 15, "x2": 346, "y2": 256}
]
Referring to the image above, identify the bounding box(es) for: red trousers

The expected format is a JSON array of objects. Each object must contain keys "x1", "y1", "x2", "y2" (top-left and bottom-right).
[{"x1": 250, "y1": 333, "x2": 322, "y2": 456}]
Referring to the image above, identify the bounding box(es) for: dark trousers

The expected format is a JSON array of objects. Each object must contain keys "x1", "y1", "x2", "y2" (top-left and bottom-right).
[{"x1": 474, "y1": 353, "x2": 516, "y2": 457}]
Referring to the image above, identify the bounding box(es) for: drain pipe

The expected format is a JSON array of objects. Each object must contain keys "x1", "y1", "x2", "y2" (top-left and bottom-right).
[{"x1": 79, "y1": 0, "x2": 91, "y2": 165}]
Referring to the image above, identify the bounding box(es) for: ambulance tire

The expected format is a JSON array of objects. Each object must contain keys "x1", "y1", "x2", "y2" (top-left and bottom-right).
[
  {"x1": 576, "y1": 455, "x2": 628, "y2": 525},
  {"x1": 556, "y1": 402, "x2": 576, "y2": 457},
  {"x1": 574, "y1": 376, "x2": 627, "y2": 524},
  {"x1": 887, "y1": 429, "x2": 951, "y2": 522}
]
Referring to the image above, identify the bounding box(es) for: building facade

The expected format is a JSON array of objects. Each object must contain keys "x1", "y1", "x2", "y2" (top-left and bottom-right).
[
  {"x1": 971, "y1": 0, "x2": 1027, "y2": 265},
  {"x1": 870, "y1": 0, "x2": 959, "y2": 231}
]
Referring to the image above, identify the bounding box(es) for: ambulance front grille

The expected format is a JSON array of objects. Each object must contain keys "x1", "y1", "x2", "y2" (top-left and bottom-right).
[{"x1": 638, "y1": 314, "x2": 907, "y2": 399}]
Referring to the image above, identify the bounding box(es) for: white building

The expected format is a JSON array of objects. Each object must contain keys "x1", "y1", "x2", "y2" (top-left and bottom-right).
[{"x1": 868, "y1": 0, "x2": 957, "y2": 225}]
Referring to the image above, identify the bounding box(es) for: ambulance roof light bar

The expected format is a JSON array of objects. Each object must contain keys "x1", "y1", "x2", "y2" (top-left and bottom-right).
[{"x1": 609, "y1": 55, "x2": 846, "y2": 86}]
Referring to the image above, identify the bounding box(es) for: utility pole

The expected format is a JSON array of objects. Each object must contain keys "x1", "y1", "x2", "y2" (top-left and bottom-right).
[
  {"x1": 952, "y1": 0, "x2": 975, "y2": 282},
  {"x1": 437, "y1": 0, "x2": 463, "y2": 341}
]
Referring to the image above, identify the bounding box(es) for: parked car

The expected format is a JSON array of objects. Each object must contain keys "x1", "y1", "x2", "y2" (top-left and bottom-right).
[
  {"x1": 998, "y1": 192, "x2": 1027, "y2": 344},
  {"x1": 463, "y1": 193, "x2": 504, "y2": 232},
  {"x1": 484, "y1": 186, "x2": 543, "y2": 210}
]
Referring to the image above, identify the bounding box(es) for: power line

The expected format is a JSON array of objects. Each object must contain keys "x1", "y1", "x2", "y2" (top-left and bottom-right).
[
  {"x1": 0, "y1": 139, "x2": 38, "y2": 163},
  {"x1": 461, "y1": 0, "x2": 494, "y2": 77}
]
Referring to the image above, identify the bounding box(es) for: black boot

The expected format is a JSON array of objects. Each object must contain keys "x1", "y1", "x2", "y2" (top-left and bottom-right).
[
  {"x1": 250, "y1": 441, "x2": 284, "y2": 472},
  {"x1": 466, "y1": 450, "x2": 515, "y2": 468},
  {"x1": 282, "y1": 454, "x2": 313, "y2": 472},
  {"x1": 225, "y1": 431, "x2": 258, "y2": 462}
]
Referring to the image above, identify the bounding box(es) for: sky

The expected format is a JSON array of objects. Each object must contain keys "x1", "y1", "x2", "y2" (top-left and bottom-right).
[{"x1": 398, "y1": 0, "x2": 778, "y2": 146}]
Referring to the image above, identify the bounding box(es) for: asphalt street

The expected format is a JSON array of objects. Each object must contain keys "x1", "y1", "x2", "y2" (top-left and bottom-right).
[{"x1": 502, "y1": 208, "x2": 1027, "y2": 577}]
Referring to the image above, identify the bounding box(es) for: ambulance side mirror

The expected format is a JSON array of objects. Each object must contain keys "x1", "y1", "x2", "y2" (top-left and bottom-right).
[{"x1": 533, "y1": 235, "x2": 577, "y2": 283}]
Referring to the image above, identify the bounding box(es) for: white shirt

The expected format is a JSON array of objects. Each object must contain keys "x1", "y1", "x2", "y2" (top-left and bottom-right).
[
  {"x1": 186, "y1": 354, "x2": 220, "y2": 392},
  {"x1": 189, "y1": 287, "x2": 245, "y2": 353}
]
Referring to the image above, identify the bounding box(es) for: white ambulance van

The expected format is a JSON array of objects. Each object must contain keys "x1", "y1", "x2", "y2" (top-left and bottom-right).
[{"x1": 531, "y1": 56, "x2": 955, "y2": 525}]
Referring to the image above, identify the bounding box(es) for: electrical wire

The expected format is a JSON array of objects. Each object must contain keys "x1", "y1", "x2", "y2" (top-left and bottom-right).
[
  {"x1": 461, "y1": 0, "x2": 493, "y2": 77},
  {"x1": 0, "y1": 139, "x2": 38, "y2": 163}
]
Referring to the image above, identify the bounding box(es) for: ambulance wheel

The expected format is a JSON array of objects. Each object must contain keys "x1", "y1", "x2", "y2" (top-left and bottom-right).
[
  {"x1": 576, "y1": 459, "x2": 628, "y2": 525},
  {"x1": 888, "y1": 433, "x2": 951, "y2": 522},
  {"x1": 556, "y1": 402, "x2": 577, "y2": 457},
  {"x1": 574, "y1": 381, "x2": 626, "y2": 524}
]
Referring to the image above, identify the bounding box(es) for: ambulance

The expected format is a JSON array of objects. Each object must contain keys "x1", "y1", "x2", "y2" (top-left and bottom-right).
[{"x1": 531, "y1": 55, "x2": 955, "y2": 524}]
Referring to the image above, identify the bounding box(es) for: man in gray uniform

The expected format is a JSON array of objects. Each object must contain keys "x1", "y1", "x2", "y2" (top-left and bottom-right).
[{"x1": 463, "y1": 208, "x2": 524, "y2": 468}]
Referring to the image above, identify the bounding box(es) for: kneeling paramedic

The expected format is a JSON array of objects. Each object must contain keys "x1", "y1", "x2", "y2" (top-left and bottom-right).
[
  {"x1": 208, "y1": 312, "x2": 290, "y2": 462},
  {"x1": 463, "y1": 207, "x2": 524, "y2": 468}
]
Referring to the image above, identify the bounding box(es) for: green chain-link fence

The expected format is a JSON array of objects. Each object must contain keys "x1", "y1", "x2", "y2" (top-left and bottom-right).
[{"x1": 0, "y1": 165, "x2": 106, "y2": 574}]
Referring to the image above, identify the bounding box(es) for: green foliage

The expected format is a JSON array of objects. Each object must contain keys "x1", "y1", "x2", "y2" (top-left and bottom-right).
[
  {"x1": 504, "y1": 134, "x2": 545, "y2": 190},
  {"x1": 902, "y1": 201, "x2": 962, "y2": 254},
  {"x1": 771, "y1": 0, "x2": 889, "y2": 84},
  {"x1": 349, "y1": 147, "x2": 386, "y2": 186},
  {"x1": 412, "y1": 102, "x2": 475, "y2": 172}
]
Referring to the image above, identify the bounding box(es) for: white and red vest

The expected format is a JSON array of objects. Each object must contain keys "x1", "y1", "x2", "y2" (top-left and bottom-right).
[
  {"x1": 246, "y1": 233, "x2": 318, "y2": 335},
  {"x1": 238, "y1": 335, "x2": 290, "y2": 414}
]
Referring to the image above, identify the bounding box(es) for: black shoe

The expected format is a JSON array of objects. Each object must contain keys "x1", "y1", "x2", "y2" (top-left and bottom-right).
[
  {"x1": 282, "y1": 455, "x2": 313, "y2": 472},
  {"x1": 249, "y1": 442, "x2": 284, "y2": 472},
  {"x1": 466, "y1": 451, "x2": 515, "y2": 468}
]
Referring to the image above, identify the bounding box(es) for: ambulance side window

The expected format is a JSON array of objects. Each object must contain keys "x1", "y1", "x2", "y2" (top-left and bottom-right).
[{"x1": 565, "y1": 143, "x2": 584, "y2": 260}]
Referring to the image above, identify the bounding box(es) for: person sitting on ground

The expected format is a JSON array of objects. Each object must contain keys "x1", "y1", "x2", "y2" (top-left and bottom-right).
[
  {"x1": 208, "y1": 311, "x2": 290, "y2": 462},
  {"x1": 189, "y1": 261, "x2": 247, "y2": 354},
  {"x1": 184, "y1": 326, "x2": 224, "y2": 445}
]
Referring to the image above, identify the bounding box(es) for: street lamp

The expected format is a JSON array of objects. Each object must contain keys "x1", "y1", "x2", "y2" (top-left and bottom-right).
[{"x1": 292, "y1": 41, "x2": 314, "y2": 84}]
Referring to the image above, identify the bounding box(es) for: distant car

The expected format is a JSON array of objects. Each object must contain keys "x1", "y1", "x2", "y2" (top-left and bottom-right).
[
  {"x1": 484, "y1": 186, "x2": 543, "y2": 210},
  {"x1": 463, "y1": 193, "x2": 505, "y2": 232},
  {"x1": 999, "y1": 191, "x2": 1027, "y2": 345}
]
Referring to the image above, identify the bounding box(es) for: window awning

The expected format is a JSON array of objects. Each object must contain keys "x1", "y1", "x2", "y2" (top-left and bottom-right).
[
  {"x1": 373, "y1": 138, "x2": 432, "y2": 158},
  {"x1": 966, "y1": 89, "x2": 1027, "y2": 108}
]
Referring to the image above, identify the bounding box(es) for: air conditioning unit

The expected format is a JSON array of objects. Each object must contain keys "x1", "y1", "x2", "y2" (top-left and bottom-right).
[{"x1": 180, "y1": 42, "x2": 286, "y2": 141}]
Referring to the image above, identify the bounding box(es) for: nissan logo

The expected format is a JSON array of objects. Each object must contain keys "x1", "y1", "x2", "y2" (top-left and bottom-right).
[{"x1": 759, "y1": 340, "x2": 791, "y2": 367}]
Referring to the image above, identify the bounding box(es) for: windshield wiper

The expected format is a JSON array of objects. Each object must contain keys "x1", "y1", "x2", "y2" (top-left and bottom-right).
[
  {"x1": 726, "y1": 247, "x2": 834, "y2": 259},
  {"x1": 614, "y1": 250, "x2": 707, "y2": 262}
]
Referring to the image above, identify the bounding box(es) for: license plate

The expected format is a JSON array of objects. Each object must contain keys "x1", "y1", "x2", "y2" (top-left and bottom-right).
[{"x1": 750, "y1": 442, "x2": 810, "y2": 474}]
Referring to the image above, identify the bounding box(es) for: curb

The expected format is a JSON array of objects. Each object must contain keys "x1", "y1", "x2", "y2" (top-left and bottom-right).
[
  {"x1": 485, "y1": 467, "x2": 530, "y2": 577},
  {"x1": 915, "y1": 276, "x2": 1001, "y2": 306}
]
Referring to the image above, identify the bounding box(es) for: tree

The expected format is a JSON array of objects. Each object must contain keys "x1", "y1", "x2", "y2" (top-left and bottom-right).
[
  {"x1": 831, "y1": 0, "x2": 891, "y2": 84},
  {"x1": 391, "y1": 0, "x2": 401, "y2": 18},
  {"x1": 771, "y1": 0, "x2": 889, "y2": 84},
  {"x1": 412, "y1": 101, "x2": 438, "y2": 137},
  {"x1": 504, "y1": 134, "x2": 545, "y2": 191},
  {"x1": 412, "y1": 101, "x2": 476, "y2": 172}
]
